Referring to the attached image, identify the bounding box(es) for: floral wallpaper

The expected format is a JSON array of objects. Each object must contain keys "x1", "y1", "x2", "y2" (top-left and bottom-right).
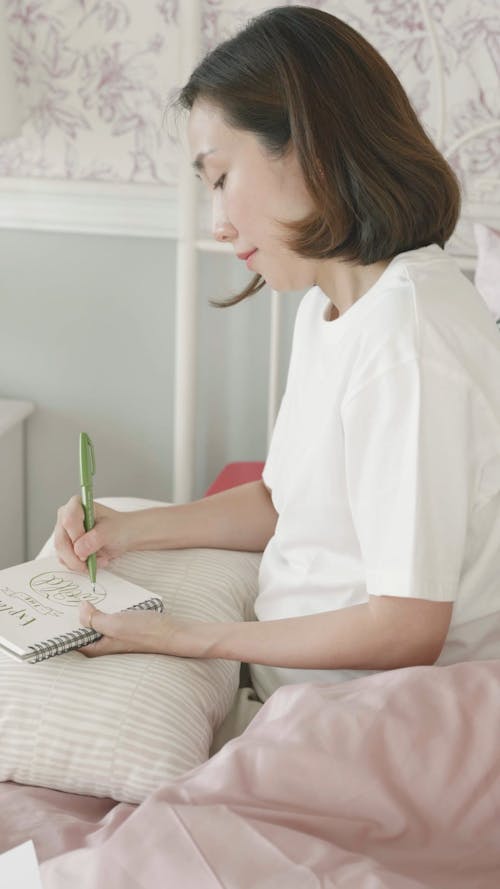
[{"x1": 0, "y1": 0, "x2": 499, "y2": 216}]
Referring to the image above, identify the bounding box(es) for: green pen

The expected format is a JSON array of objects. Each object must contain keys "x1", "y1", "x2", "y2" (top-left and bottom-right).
[{"x1": 79, "y1": 432, "x2": 97, "y2": 592}]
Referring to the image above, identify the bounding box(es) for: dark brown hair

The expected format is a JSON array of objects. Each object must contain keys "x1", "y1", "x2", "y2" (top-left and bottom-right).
[{"x1": 175, "y1": 5, "x2": 461, "y2": 306}]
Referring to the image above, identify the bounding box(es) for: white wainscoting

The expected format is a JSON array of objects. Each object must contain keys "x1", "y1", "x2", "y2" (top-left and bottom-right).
[{"x1": 0, "y1": 179, "x2": 178, "y2": 239}]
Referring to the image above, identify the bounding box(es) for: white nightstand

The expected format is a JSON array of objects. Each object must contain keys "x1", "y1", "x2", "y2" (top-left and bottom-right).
[{"x1": 0, "y1": 399, "x2": 34, "y2": 569}]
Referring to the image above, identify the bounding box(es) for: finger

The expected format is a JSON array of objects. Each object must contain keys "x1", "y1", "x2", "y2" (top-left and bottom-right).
[
  {"x1": 78, "y1": 605, "x2": 133, "y2": 658},
  {"x1": 79, "y1": 603, "x2": 119, "y2": 640},
  {"x1": 80, "y1": 602, "x2": 101, "y2": 630},
  {"x1": 54, "y1": 524, "x2": 86, "y2": 573},
  {"x1": 61, "y1": 495, "x2": 86, "y2": 545},
  {"x1": 79, "y1": 637, "x2": 130, "y2": 658},
  {"x1": 56, "y1": 554, "x2": 87, "y2": 574},
  {"x1": 74, "y1": 527, "x2": 101, "y2": 563}
]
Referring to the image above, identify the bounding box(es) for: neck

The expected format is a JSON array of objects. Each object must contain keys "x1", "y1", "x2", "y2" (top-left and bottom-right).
[{"x1": 316, "y1": 257, "x2": 391, "y2": 317}]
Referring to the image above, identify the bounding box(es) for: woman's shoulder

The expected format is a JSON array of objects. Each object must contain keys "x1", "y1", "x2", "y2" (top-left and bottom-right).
[
  {"x1": 361, "y1": 243, "x2": 497, "y2": 347},
  {"x1": 341, "y1": 244, "x2": 500, "y2": 400}
]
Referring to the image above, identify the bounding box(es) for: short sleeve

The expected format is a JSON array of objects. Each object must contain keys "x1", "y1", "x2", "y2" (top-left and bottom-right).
[{"x1": 342, "y1": 359, "x2": 471, "y2": 601}]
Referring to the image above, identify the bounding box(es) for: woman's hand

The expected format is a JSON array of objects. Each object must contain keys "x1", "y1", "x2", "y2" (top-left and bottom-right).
[
  {"x1": 78, "y1": 602, "x2": 205, "y2": 659},
  {"x1": 54, "y1": 495, "x2": 137, "y2": 572}
]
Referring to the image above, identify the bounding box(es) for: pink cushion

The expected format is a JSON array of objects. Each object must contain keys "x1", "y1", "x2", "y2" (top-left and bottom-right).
[
  {"x1": 205, "y1": 462, "x2": 265, "y2": 496},
  {"x1": 474, "y1": 222, "x2": 500, "y2": 321}
]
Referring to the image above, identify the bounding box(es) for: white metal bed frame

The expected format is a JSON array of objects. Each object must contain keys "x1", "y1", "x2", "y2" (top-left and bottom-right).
[{"x1": 174, "y1": 2, "x2": 282, "y2": 503}]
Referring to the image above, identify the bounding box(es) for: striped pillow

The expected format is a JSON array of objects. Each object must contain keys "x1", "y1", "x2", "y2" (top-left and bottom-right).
[{"x1": 0, "y1": 502, "x2": 260, "y2": 804}]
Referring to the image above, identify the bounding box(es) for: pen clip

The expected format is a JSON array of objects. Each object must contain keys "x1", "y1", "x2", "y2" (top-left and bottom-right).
[
  {"x1": 80, "y1": 432, "x2": 96, "y2": 483},
  {"x1": 87, "y1": 436, "x2": 95, "y2": 477}
]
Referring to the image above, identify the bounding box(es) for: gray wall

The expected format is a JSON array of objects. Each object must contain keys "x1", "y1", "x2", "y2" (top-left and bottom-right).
[{"x1": 0, "y1": 228, "x2": 300, "y2": 559}]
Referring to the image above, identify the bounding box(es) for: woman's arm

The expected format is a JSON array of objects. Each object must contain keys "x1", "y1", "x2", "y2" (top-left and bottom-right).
[
  {"x1": 55, "y1": 480, "x2": 278, "y2": 571},
  {"x1": 201, "y1": 595, "x2": 453, "y2": 669},
  {"x1": 80, "y1": 594, "x2": 453, "y2": 669},
  {"x1": 129, "y1": 480, "x2": 278, "y2": 553}
]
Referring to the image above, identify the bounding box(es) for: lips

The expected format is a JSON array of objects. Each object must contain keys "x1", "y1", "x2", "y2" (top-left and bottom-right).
[{"x1": 236, "y1": 249, "x2": 257, "y2": 261}]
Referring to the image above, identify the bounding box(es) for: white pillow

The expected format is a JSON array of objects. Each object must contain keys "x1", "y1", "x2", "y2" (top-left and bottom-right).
[
  {"x1": 474, "y1": 222, "x2": 500, "y2": 322},
  {"x1": 0, "y1": 498, "x2": 261, "y2": 803}
]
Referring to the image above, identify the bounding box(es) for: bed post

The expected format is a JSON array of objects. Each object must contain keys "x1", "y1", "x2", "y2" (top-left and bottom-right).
[{"x1": 173, "y1": 0, "x2": 202, "y2": 503}]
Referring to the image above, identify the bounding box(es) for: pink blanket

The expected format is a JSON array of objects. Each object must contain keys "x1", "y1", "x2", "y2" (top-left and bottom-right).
[{"x1": 2, "y1": 660, "x2": 500, "y2": 888}]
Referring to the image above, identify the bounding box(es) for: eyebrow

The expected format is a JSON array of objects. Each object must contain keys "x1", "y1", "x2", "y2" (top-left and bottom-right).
[{"x1": 192, "y1": 149, "x2": 217, "y2": 172}]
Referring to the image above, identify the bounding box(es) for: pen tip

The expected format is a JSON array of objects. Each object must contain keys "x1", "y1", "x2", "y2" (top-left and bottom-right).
[{"x1": 92, "y1": 583, "x2": 96, "y2": 593}]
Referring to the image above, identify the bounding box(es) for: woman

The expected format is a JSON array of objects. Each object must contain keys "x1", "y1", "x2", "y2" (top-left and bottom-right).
[{"x1": 55, "y1": 6, "x2": 500, "y2": 704}]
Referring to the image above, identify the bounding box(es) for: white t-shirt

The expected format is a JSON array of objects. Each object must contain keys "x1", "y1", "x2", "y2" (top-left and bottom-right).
[{"x1": 251, "y1": 244, "x2": 500, "y2": 702}]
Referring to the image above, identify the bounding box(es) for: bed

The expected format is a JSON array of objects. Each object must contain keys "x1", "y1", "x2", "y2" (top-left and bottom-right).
[
  {"x1": 1, "y1": 452, "x2": 500, "y2": 887},
  {"x1": 1, "y1": 657, "x2": 500, "y2": 888},
  {"x1": 2, "y1": 227, "x2": 500, "y2": 886}
]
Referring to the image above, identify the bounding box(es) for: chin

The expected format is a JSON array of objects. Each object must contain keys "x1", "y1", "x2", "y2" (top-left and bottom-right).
[{"x1": 263, "y1": 270, "x2": 315, "y2": 293}]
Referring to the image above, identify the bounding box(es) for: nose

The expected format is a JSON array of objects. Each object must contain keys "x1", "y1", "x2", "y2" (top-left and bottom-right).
[{"x1": 212, "y1": 196, "x2": 237, "y2": 243}]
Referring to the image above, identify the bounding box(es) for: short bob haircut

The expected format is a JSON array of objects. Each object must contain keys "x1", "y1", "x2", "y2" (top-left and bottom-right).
[{"x1": 175, "y1": 5, "x2": 461, "y2": 307}]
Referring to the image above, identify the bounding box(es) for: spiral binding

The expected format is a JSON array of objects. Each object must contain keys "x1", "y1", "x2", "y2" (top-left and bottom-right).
[{"x1": 27, "y1": 596, "x2": 164, "y2": 663}]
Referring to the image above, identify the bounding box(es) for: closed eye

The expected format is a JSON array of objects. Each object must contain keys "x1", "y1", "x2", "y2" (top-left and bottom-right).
[{"x1": 213, "y1": 174, "x2": 226, "y2": 190}]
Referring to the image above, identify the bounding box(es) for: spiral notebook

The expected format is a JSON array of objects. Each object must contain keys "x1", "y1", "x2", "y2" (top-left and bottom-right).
[{"x1": 0, "y1": 557, "x2": 164, "y2": 663}]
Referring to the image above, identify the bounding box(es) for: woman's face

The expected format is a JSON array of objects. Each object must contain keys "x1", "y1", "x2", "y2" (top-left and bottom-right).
[{"x1": 188, "y1": 100, "x2": 318, "y2": 292}]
